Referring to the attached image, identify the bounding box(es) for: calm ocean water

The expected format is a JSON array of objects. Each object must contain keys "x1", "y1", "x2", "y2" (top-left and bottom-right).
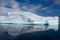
[{"x1": 0, "y1": 24, "x2": 60, "y2": 40}]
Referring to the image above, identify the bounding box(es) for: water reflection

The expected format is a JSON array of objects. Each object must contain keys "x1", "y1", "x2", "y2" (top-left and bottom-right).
[{"x1": 0, "y1": 23, "x2": 58, "y2": 36}]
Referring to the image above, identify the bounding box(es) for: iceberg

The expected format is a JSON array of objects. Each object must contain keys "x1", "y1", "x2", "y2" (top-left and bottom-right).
[{"x1": 0, "y1": 11, "x2": 59, "y2": 36}]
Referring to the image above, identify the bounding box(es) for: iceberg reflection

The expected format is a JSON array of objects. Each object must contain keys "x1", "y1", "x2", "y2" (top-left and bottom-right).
[{"x1": 1, "y1": 23, "x2": 58, "y2": 36}]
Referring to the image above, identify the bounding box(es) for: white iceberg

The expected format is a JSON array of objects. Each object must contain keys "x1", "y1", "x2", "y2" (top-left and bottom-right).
[{"x1": 0, "y1": 11, "x2": 59, "y2": 36}]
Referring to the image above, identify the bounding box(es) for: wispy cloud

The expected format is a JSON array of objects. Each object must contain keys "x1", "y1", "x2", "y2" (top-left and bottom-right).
[
  {"x1": 0, "y1": 0, "x2": 22, "y2": 15},
  {"x1": 0, "y1": 0, "x2": 44, "y2": 15},
  {"x1": 0, "y1": 0, "x2": 42, "y2": 16},
  {"x1": 0, "y1": 0, "x2": 59, "y2": 16},
  {"x1": 20, "y1": 4, "x2": 43, "y2": 13}
]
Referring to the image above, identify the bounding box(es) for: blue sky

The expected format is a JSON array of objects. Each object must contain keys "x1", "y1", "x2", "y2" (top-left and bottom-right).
[{"x1": 0, "y1": 0, "x2": 60, "y2": 16}]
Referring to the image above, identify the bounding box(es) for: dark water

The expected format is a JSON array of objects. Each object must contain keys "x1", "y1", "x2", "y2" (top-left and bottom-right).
[{"x1": 0, "y1": 25, "x2": 60, "y2": 40}]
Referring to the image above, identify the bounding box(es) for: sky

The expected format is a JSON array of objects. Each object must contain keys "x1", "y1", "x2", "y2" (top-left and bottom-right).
[{"x1": 0, "y1": 0, "x2": 60, "y2": 16}]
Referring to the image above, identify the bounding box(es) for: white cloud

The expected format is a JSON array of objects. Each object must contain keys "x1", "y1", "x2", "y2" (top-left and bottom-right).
[
  {"x1": 0, "y1": 0, "x2": 43, "y2": 16},
  {"x1": 39, "y1": 7, "x2": 53, "y2": 13},
  {"x1": 20, "y1": 4, "x2": 43, "y2": 13},
  {"x1": 0, "y1": 0, "x2": 23, "y2": 15},
  {"x1": 0, "y1": 0, "x2": 56, "y2": 16},
  {"x1": 21, "y1": 4, "x2": 53, "y2": 14}
]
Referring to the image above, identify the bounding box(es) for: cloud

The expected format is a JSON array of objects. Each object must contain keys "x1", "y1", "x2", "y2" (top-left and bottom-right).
[
  {"x1": 54, "y1": 0, "x2": 60, "y2": 6},
  {"x1": 20, "y1": 4, "x2": 43, "y2": 13},
  {"x1": 0, "y1": 0, "x2": 43, "y2": 16},
  {"x1": 0, "y1": 0, "x2": 59, "y2": 16},
  {"x1": 0, "y1": 0, "x2": 22, "y2": 15},
  {"x1": 20, "y1": 3, "x2": 53, "y2": 14},
  {"x1": 39, "y1": 6, "x2": 53, "y2": 14}
]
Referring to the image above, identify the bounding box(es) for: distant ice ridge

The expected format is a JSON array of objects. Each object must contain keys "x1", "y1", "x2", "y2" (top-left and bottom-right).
[{"x1": 0, "y1": 11, "x2": 59, "y2": 36}]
